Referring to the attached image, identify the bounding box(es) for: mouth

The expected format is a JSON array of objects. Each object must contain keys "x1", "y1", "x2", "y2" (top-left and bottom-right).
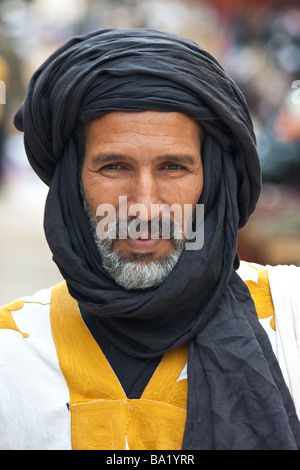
[
  {"x1": 100, "y1": 215, "x2": 184, "y2": 255},
  {"x1": 121, "y1": 236, "x2": 163, "y2": 251}
]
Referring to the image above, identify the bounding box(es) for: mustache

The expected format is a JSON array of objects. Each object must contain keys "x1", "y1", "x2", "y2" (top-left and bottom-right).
[{"x1": 97, "y1": 215, "x2": 184, "y2": 241}]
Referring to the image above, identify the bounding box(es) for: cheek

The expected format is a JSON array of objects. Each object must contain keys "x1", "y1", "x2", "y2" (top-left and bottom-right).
[
  {"x1": 191, "y1": 171, "x2": 204, "y2": 203},
  {"x1": 193, "y1": 182, "x2": 204, "y2": 204},
  {"x1": 81, "y1": 172, "x2": 105, "y2": 212},
  {"x1": 82, "y1": 171, "x2": 127, "y2": 217},
  {"x1": 81, "y1": 171, "x2": 97, "y2": 211},
  {"x1": 176, "y1": 177, "x2": 203, "y2": 207}
]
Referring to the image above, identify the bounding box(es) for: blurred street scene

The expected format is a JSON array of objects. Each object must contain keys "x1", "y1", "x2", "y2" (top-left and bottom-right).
[{"x1": 0, "y1": 0, "x2": 299, "y2": 304}]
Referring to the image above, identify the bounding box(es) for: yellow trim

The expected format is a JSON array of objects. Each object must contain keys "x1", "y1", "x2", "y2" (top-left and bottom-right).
[
  {"x1": 50, "y1": 282, "x2": 188, "y2": 450},
  {"x1": 245, "y1": 265, "x2": 276, "y2": 331},
  {"x1": 0, "y1": 300, "x2": 29, "y2": 338}
]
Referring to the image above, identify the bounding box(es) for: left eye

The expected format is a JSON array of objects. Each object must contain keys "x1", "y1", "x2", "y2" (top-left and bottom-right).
[
  {"x1": 103, "y1": 164, "x2": 121, "y2": 170},
  {"x1": 167, "y1": 164, "x2": 182, "y2": 170}
]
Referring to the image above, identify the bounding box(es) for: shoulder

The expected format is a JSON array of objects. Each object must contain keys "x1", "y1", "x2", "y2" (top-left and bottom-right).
[
  {"x1": 0, "y1": 283, "x2": 68, "y2": 341},
  {"x1": 237, "y1": 260, "x2": 300, "y2": 345},
  {"x1": 237, "y1": 260, "x2": 300, "y2": 280},
  {"x1": 0, "y1": 283, "x2": 71, "y2": 450},
  {"x1": 237, "y1": 260, "x2": 269, "y2": 283},
  {"x1": 238, "y1": 262, "x2": 300, "y2": 416},
  {"x1": 0, "y1": 288, "x2": 51, "y2": 331},
  {"x1": 0, "y1": 282, "x2": 67, "y2": 396},
  {"x1": 237, "y1": 261, "x2": 275, "y2": 321},
  {"x1": 237, "y1": 260, "x2": 300, "y2": 311}
]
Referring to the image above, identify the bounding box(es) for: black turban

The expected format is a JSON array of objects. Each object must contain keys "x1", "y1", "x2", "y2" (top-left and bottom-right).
[{"x1": 14, "y1": 29, "x2": 300, "y2": 449}]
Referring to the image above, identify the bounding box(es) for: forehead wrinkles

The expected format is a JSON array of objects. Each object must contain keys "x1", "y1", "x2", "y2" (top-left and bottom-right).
[
  {"x1": 86, "y1": 111, "x2": 200, "y2": 139},
  {"x1": 83, "y1": 111, "x2": 203, "y2": 167}
]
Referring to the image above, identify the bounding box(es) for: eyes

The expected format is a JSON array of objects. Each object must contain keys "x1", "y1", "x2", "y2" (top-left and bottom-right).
[{"x1": 100, "y1": 162, "x2": 187, "y2": 174}]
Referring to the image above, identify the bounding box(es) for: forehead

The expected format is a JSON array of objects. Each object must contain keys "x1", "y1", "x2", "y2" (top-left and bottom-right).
[{"x1": 84, "y1": 111, "x2": 201, "y2": 146}]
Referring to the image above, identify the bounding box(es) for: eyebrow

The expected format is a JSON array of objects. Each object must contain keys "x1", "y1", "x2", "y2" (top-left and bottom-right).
[
  {"x1": 91, "y1": 153, "x2": 135, "y2": 166},
  {"x1": 155, "y1": 154, "x2": 197, "y2": 166},
  {"x1": 90, "y1": 153, "x2": 198, "y2": 166}
]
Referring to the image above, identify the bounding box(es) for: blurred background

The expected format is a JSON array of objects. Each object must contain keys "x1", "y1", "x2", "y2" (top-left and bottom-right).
[{"x1": 0, "y1": 0, "x2": 299, "y2": 304}]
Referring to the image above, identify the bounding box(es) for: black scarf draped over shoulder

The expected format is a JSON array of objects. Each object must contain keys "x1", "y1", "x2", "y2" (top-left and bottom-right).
[{"x1": 14, "y1": 29, "x2": 300, "y2": 449}]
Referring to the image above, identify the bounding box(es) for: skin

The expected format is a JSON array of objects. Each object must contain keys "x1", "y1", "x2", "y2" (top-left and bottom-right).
[{"x1": 81, "y1": 111, "x2": 203, "y2": 261}]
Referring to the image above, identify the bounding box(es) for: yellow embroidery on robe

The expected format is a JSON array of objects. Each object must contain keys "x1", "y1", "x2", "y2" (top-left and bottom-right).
[
  {"x1": 0, "y1": 300, "x2": 29, "y2": 338},
  {"x1": 245, "y1": 265, "x2": 276, "y2": 331},
  {"x1": 50, "y1": 282, "x2": 188, "y2": 450}
]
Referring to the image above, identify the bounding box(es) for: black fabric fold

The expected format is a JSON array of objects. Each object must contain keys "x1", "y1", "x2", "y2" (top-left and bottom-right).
[
  {"x1": 80, "y1": 306, "x2": 162, "y2": 399},
  {"x1": 14, "y1": 28, "x2": 300, "y2": 449}
]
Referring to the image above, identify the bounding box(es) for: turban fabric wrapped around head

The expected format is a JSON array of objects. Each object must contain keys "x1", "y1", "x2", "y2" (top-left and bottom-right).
[{"x1": 14, "y1": 29, "x2": 300, "y2": 449}]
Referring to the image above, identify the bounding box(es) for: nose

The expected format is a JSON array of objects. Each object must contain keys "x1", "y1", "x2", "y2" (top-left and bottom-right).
[{"x1": 127, "y1": 171, "x2": 162, "y2": 221}]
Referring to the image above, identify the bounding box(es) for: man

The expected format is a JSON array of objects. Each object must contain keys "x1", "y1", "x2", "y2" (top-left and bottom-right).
[{"x1": 1, "y1": 29, "x2": 300, "y2": 450}]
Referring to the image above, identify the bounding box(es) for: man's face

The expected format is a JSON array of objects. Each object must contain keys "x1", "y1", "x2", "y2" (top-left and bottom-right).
[{"x1": 81, "y1": 110, "x2": 203, "y2": 288}]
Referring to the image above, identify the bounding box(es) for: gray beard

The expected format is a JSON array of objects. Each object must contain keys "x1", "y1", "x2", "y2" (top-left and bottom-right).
[
  {"x1": 96, "y1": 235, "x2": 184, "y2": 291},
  {"x1": 83, "y1": 199, "x2": 185, "y2": 291}
]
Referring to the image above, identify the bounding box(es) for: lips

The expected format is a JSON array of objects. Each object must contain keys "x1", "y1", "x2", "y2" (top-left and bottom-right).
[{"x1": 122, "y1": 237, "x2": 163, "y2": 251}]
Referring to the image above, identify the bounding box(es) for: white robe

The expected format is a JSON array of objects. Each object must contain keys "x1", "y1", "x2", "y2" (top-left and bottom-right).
[{"x1": 0, "y1": 261, "x2": 299, "y2": 449}]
